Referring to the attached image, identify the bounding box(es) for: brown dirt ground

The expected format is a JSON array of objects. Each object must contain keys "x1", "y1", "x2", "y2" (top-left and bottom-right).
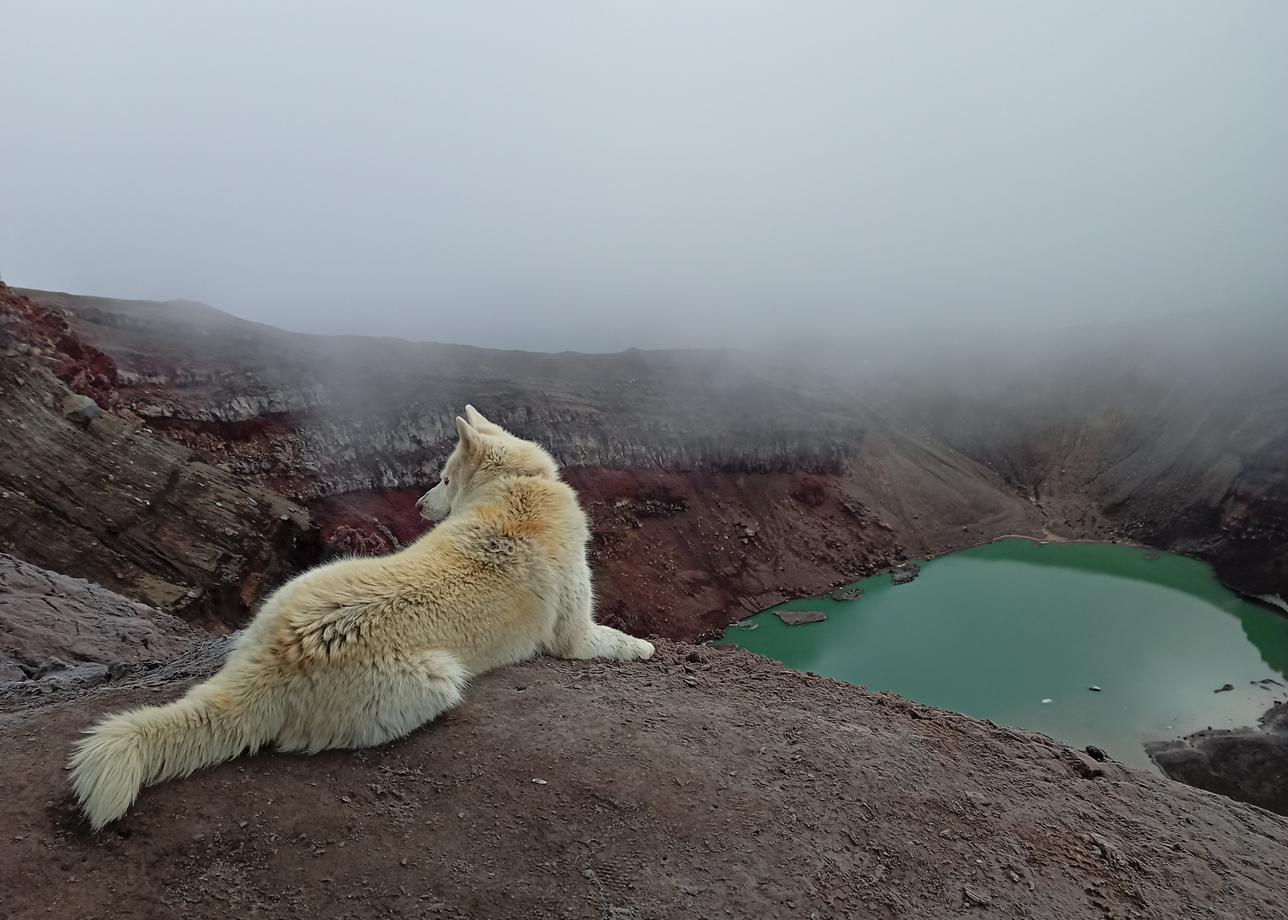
[{"x1": 2, "y1": 641, "x2": 1286, "y2": 920}]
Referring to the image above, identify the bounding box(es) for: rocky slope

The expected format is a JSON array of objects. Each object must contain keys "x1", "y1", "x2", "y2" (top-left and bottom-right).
[
  {"x1": 0, "y1": 286, "x2": 320, "y2": 629},
  {"x1": 20, "y1": 287, "x2": 864, "y2": 490},
  {"x1": 880, "y1": 319, "x2": 1288, "y2": 604},
  {"x1": 1147, "y1": 701, "x2": 1288, "y2": 817},
  {"x1": 3, "y1": 606, "x2": 1287, "y2": 919},
  {"x1": 0, "y1": 553, "x2": 199, "y2": 684}
]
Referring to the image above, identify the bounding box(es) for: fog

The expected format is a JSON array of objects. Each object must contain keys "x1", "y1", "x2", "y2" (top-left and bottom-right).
[{"x1": 2, "y1": 2, "x2": 1285, "y2": 352}]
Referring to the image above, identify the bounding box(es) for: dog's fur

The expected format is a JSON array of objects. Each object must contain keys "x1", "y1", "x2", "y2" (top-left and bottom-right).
[{"x1": 69, "y1": 405, "x2": 653, "y2": 830}]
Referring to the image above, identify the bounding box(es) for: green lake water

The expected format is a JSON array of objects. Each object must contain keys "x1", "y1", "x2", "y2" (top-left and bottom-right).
[{"x1": 718, "y1": 539, "x2": 1288, "y2": 770}]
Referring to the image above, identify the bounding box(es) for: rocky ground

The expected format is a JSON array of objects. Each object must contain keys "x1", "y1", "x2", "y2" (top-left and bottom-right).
[{"x1": 3, "y1": 618, "x2": 1287, "y2": 920}]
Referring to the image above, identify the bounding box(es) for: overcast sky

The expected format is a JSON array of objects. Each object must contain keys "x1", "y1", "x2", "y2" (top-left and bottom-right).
[{"x1": 2, "y1": 2, "x2": 1285, "y2": 351}]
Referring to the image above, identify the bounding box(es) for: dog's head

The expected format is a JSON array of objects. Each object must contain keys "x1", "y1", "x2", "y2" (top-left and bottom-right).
[{"x1": 416, "y1": 405, "x2": 559, "y2": 523}]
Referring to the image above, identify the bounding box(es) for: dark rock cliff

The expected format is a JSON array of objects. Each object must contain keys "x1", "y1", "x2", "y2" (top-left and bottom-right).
[{"x1": 1, "y1": 286, "x2": 321, "y2": 628}]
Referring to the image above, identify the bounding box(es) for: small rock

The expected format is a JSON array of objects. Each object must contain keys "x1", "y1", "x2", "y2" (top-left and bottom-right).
[
  {"x1": 61, "y1": 394, "x2": 101, "y2": 426},
  {"x1": 1214, "y1": 683, "x2": 1234, "y2": 693},
  {"x1": 1088, "y1": 685, "x2": 1102, "y2": 692},
  {"x1": 1088, "y1": 832, "x2": 1127, "y2": 868},
  {"x1": 1062, "y1": 749, "x2": 1107, "y2": 779},
  {"x1": 531, "y1": 778, "x2": 548, "y2": 785},
  {"x1": 686, "y1": 649, "x2": 709, "y2": 664},
  {"x1": 1041, "y1": 698, "x2": 1053, "y2": 704},
  {"x1": 963, "y1": 885, "x2": 992, "y2": 907},
  {"x1": 1084, "y1": 745, "x2": 1108, "y2": 762}
]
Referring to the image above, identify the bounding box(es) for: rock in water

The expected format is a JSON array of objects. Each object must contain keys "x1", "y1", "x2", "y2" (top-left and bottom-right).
[
  {"x1": 775, "y1": 610, "x2": 827, "y2": 626},
  {"x1": 1215, "y1": 683, "x2": 1234, "y2": 693},
  {"x1": 891, "y1": 563, "x2": 921, "y2": 586}
]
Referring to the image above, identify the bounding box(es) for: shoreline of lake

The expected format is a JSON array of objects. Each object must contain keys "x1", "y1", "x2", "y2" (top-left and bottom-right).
[{"x1": 716, "y1": 539, "x2": 1288, "y2": 771}]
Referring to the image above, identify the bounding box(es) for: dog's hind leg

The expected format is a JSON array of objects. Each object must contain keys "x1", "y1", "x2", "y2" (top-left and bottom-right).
[{"x1": 276, "y1": 649, "x2": 468, "y2": 753}]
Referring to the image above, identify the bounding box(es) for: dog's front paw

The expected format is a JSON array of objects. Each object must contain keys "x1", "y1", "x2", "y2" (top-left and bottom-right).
[{"x1": 632, "y1": 638, "x2": 655, "y2": 661}]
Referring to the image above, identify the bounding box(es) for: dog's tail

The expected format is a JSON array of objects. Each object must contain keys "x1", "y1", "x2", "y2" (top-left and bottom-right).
[{"x1": 69, "y1": 683, "x2": 273, "y2": 830}]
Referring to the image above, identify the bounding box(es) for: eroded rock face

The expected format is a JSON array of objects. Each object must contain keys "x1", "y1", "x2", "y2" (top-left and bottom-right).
[
  {"x1": 21, "y1": 286, "x2": 865, "y2": 496},
  {"x1": 3, "y1": 637, "x2": 1287, "y2": 919},
  {"x1": 1, "y1": 287, "x2": 323, "y2": 628},
  {"x1": 0, "y1": 553, "x2": 199, "y2": 685},
  {"x1": 1148, "y1": 702, "x2": 1288, "y2": 817}
]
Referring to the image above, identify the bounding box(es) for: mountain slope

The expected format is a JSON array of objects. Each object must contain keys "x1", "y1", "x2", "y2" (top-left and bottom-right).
[
  {"x1": 6, "y1": 283, "x2": 1287, "y2": 636},
  {"x1": 1, "y1": 286, "x2": 320, "y2": 628}
]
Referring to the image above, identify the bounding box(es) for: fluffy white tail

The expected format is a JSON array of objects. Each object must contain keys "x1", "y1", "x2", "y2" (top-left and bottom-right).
[{"x1": 69, "y1": 685, "x2": 269, "y2": 830}]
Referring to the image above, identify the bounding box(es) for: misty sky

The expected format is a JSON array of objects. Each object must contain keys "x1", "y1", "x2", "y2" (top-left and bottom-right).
[{"x1": 2, "y1": 2, "x2": 1285, "y2": 351}]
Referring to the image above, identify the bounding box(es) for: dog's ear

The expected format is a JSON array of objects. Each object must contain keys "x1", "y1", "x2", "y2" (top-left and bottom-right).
[
  {"x1": 455, "y1": 416, "x2": 481, "y2": 452},
  {"x1": 464, "y1": 404, "x2": 503, "y2": 434}
]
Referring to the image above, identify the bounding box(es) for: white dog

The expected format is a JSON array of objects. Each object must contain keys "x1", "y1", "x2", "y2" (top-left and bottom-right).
[{"x1": 69, "y1": 405, "x2": 653, "y2": 830}]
